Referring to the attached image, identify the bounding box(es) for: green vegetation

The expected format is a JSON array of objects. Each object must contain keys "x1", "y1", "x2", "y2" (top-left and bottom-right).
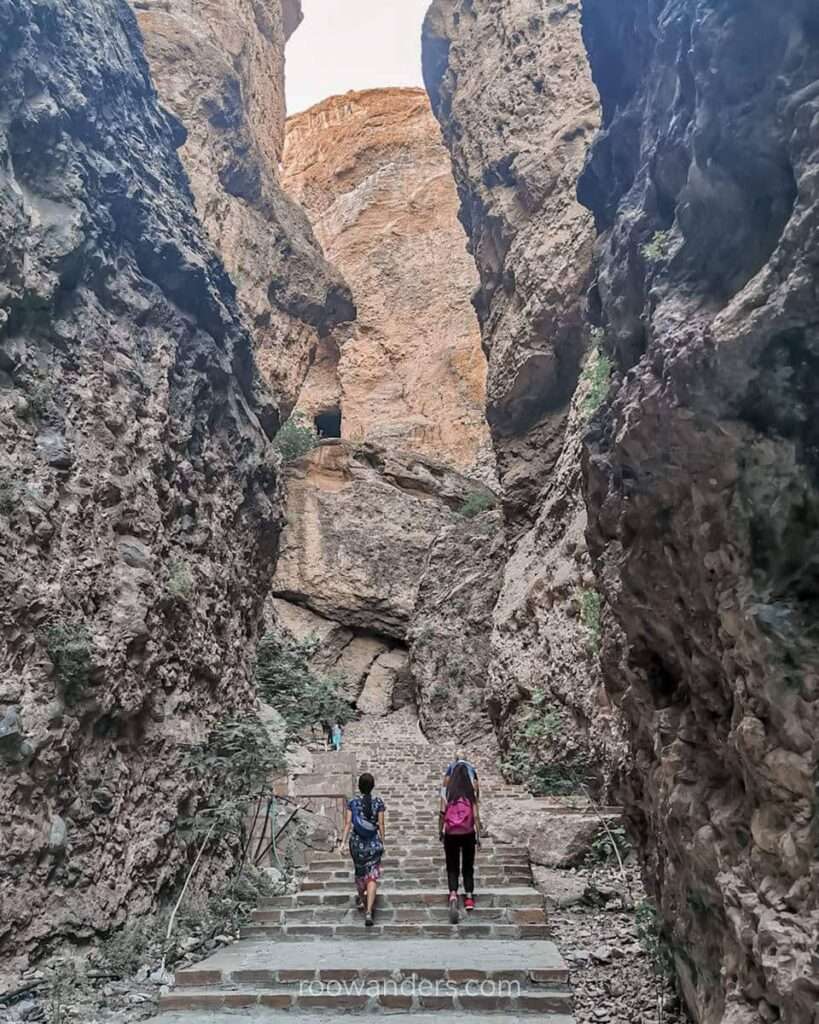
[
  {"x1": 578, "y1": 587, "x2": 602, "y2": 653},
  {"x1": 686, "y1": 888, "x2": 714, "y2": 917},
  {"x1": 635, "y1": 899, "x2": 675, "y2": 1024},
  {"x1": 44, "y1": 623, "x2": 92, "y2": 705},
  {"x1": 0, "y1": 477, "x2": 17, "y2": 515},
  {"x1": 167, "y1": 559, "x2": 194, "y2": 601},
  {"x1": 588, "y1": 823, "x2": 632, "y2": 865},
  {"x1": 255, "y1": 630, "x2": 352, "y2": 742},
  {"x1": 499, "y1": 690, "x2": 593, "y2": 796},
  {"x1": 641, "y1": 229, "x2": 674, "y2": 265},
  {"x1": 458, "y1": 491, "x2": 498, "y2": 518},
  {"x1": 273, "y1": 413, "x2": 319, "y2": 462},
  {"x1": 25, "y1": 379, "x2": 54, "y2": 419},
  {"x1": 44, "y1": 866, "x2": 284, "y2": 1012},
  {"x1": 180, "y1": 716, "x2": 284, "y2": 849},
  {"x1": 580, "y1": 345, "x2": 613, "y2": 419},
  {"x1": 501, "y1": 748, "x2": 591, "y2": 796},
  {"x1": 521, "y1": 690, "x2": 562, "y2": 744},
  {"x1": 635, "y1": 899, "x2": 674, "y2": 975}
]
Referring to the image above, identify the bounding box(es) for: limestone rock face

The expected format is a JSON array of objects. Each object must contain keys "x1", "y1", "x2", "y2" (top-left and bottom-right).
[
  {"x1": 488, "y1": 365, "x2": 626, "y2": 794},
  {"x1": 578, "y1": 1, "x2": 819, "y2": 1021},
  {"x1": 423, "y1": 0, "x2": 599, "y2": 510},
  {"x1": 266, "y1": 597, "x2": 406, "y2": 713},
  {"x1": 0, "y1": 0, "x2": 280, "y2": 963},
  {"x1": 421, "y1": 1, "x2": 623, "y2": 805},
  {"x1": 408, "y1": 511, "x2": 506, "y2": 746},
  {"x1": 282, "y1": 88, "x2": 492, "y2": 476},
  {"x1": 130, "y1": 0, "x2": 354, "y2": 416},
  {"x1": 272, "y1": 441, "x2": 494, "y2": 638}
]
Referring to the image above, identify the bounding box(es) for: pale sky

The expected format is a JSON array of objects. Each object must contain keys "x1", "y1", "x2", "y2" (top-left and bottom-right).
[{"x1": 286, "y1": 0, "x2": 431, "y2": 116}]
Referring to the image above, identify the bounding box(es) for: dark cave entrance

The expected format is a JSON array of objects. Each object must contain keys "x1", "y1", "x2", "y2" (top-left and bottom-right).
[{"x1": 314, "y1": 407, "x2": 342, "y2": 439}]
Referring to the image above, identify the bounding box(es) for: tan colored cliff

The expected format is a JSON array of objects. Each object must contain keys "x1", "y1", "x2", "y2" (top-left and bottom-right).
[
  {"x1": 130, "y1": 0, "x2": 353, "y2": 416},
  {"x1": 281, "y1": 88, "x2": 493, "y2": 477}
]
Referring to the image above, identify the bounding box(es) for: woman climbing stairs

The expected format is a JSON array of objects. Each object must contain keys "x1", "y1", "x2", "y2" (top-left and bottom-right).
[{"x1": 153, "y1": 719, "x2": 574, "y2": 1021}]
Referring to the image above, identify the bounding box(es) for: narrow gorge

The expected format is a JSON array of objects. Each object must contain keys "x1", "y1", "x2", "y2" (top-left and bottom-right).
[{"x1": 1, "y1": 2, "x2": 817, "y2": 1024}]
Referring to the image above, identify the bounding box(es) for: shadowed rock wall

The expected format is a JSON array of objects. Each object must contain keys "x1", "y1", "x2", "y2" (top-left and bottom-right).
[
  {"x1": 423, "y1": 0, "x2": 599, "y2": 514},
  {"x1": 578, "y1": 1, "x2": 819, "y2": 1020},
  {"x1": 0, "y1": 0, "x2": 282, "y2": 967},
  {"x1": 422, "y1": 0, "x2": 624, "y2": 795}
]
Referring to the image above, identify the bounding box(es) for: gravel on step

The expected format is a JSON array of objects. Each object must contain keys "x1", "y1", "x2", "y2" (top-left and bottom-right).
[{"x1": 540, "y1": 862, "x2": 686, "y2": 1024}]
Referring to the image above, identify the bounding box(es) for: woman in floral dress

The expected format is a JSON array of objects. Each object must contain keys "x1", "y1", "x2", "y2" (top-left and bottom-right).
[{"x1": 339, "y1": 773, "x2": 385, "y2": 927}]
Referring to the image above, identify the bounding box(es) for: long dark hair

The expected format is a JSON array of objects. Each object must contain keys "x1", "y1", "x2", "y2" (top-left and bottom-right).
[
  {"x1": 446, "y1": 762, "x2": 475, "y2": 804},
  {"x1": 359, "y1": 772, "x2": 375, "y2": 820}
]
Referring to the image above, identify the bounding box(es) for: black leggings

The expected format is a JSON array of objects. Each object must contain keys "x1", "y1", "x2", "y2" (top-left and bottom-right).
[{"x1": 444, "y1": 833, "x2": 476, "y2": 893}]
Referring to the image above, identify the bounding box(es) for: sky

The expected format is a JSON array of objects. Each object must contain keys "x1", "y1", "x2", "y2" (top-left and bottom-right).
[{"x1": 286, "y1": 0, "x2": 431, "y2": 116}]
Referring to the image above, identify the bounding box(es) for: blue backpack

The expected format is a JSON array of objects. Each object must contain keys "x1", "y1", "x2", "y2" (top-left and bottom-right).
[{"x1": 351, "y1": 798, "x2": 379, "y2": 839}]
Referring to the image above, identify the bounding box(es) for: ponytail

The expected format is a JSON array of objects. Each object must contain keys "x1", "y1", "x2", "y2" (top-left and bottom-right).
[{"x1": 358, "y1": 772, "x2": 375, "y2": 821}]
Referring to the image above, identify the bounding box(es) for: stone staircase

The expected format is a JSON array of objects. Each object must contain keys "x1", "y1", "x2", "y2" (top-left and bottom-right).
[{"x1": 154, "y1": 720, "x2": 574, "y2": 1022}]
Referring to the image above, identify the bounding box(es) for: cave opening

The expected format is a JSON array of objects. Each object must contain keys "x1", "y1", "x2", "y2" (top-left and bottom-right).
[{"x1": 314, "y1": 408, "x2": 342, "y2": 439}]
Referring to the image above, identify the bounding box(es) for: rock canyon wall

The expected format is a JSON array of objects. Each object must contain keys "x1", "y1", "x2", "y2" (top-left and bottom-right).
[
  {"x1": 578, "y1": 1, "x2": 819, "y2": 1021},
  {"x1": 281, "y1": 88, "x2": 492, "y2": 476},
  {"x1": 425, "y1": 0, "x2": 819, "y2": 1022},
  {"x1": 422, "y1": 0, "x2": 624, "y2": 785},
  {"x1": 0, "y1": 0, "x2": 338, "y2": 968},
  {"x1": 269, "y1": 440, "x2": 498, "y2": 721},
  {"x1": 271, "y1": 86, "x2": 500, "y2": 737},
  {"x1": 129, "y1": 0, "x2": 354, "y2": 416}
]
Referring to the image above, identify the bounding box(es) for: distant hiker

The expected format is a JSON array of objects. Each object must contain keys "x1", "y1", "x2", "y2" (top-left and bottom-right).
[
  {"x1": 440, "y1": 761, "x2": 481, "y2": 923},
  {"x1": 323, "y1": 720, "x2": 334, "y2": 750},
  {"x1": 441, "y1": 749, "x2": 480, "y2": 799},
  {"x1": 331, "y1": 722, "x2": 343, "y2": 751},
  {"x1": 339, "y1": 772, "x2": 385, "y2": 927}
]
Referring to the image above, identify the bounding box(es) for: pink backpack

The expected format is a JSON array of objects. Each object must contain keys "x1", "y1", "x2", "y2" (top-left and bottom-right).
[{"x1": 444, "y1": 797, "x2": 474, "y2": 835}]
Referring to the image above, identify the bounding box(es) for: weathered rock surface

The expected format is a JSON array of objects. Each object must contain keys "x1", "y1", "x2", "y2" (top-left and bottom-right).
[
  {"x1": 488, "y1": 362, "x2": 626, "y2": 795},
  {"x1": 423, "y1": 0, "x2": 599, "y2": 511},
  {"x1": 267, "y1": 597, "x2": 407, "y2": 713},
  {"x1": 421, "y1": 1, "x2": 623, "y2": 802},
  {"x1": 484, "y1": 798, "x2": 621, "y2": 870},
  {"x1": 130, "y1": 0, "x2": 354, "y2": 416},
  {"x1": 272, "y1": 441, "x2": 495, "y2": 638},
  {"x1": 0, "y1": 0, "x2": 282, "y2": 965},
  {"x1": 408, "y1": 510, "x2": 506, "y2": 745},
  {"x1": 282, "y1": 88, "x2": 492, "y2": 476},
  {"x1": 578, "y1": 1, "x2": 819, "y2": 1021}
]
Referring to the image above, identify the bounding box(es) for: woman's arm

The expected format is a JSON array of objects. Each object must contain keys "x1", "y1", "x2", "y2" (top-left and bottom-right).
[
  {"x1": 338, "y1": 806, "x2": 351, "y2": 849},
  {"x1": 473, "y1": 800, "x2": 482, "y2": 841},
  {"x1": 378, "y1": 810, "x2": 385, "y2": 843}
]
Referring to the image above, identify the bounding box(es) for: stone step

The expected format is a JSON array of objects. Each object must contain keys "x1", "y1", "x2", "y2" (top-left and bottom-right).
[
  {"x1": 169, "y1": 937, "x2": 569, "y2": 992},
  {"x1": 160, "y1": 983, "x2": 572, "y2": 1014},
  {"x1": 260, "y1": 887, "x2": 544, "y2": 909},
  {"x1": 300, "y1": 879, "x2": 534, "y2": 892},
  {"x1": 250, "y1": 905, "x2": 545, "y2": 926},
  {"x1": 240, "y1": 922, "x2": 550, "y2": 941},
  {"x1": 154, "y1": 1011, "x2": 574, "y2": 1024},
  {"x1": 306, "y1": 848, "x2": 529, "y2": 862},
  {"x1": 301, "y1": 876, "x2": 531, "y2": 892}
]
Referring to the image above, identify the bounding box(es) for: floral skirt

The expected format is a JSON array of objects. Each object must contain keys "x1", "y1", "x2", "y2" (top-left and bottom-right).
[
  {"x1": 354, "y1": 862, "x2": 382, "y2": 894},
  {"x1": 349, "y1": 833, "x2": 383, "y2": 892}
]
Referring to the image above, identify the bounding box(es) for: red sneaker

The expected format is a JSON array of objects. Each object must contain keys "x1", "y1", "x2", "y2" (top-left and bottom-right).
[
  {"x1": 464, "y1": 895, "x2": 475, "y2": 913},
  {"x1": 448, "y1": 891, "x2": 459, "y2": 924}
]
